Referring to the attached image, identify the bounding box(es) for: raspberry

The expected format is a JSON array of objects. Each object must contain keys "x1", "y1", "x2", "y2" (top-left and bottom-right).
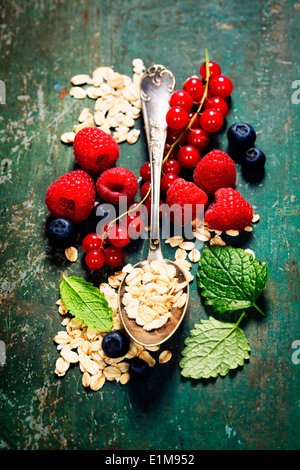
[
  {"x1": 96, "y1": 167, "x2": 139, "y2": 205},
  {"x1": 73, "y1": 127, "x2": 119, "y2": 175},
  {"x1": 166, "y1": 178, "x2": 208, "y2": 226},
  {"x1": 193, "y1": 150, "x2": 236, "y2": 196},
  {"x1": 205, "y1": 187, "x2": 253, "y2": 231},
  {"x1": 45, "y1": 170, "x2": 96, "y2": 223}
]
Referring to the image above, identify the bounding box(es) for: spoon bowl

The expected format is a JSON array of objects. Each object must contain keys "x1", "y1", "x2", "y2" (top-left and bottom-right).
[{"x1": 118, "y1": 65, "x2": 190, "y2": 347}]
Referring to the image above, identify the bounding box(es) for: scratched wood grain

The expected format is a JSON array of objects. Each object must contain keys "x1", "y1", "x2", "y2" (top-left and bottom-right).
[{"x1": 0, "y1": 0, "x2": 299, "y2": 450}]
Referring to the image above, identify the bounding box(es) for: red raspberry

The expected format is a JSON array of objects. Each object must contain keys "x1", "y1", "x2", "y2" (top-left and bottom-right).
[
  {"x1": 205, "y1": 187, "x2": 253, "y2": 231},
  {"x1": 73, "y1": 127, "x2": 119, "y2": 175},
  {"x1": 193, "y1": 150, "x2": 236, "y2": 196},
  {"x1": 166, "y1": 178, "x2": 208, "y2": 226},
  {"x1": 96, "y1": 167, "x2": 139, "y2": 205},
  {"x1": 45, "y1": 170, "x2": 96, "y2": 223}
]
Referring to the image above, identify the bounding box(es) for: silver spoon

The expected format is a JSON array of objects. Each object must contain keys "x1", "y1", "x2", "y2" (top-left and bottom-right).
[{"x1": 118, "y1": 64, "x2": 190, "y2": 347}]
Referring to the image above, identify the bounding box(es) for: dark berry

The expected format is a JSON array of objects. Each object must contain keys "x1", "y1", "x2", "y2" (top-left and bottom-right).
[
  {"x1": 241, "y1": 148, "x2": 266, "y2": 182},
  {"x1": 227, "y1": 123, "x2": 256, "y2": 151},
  {"x1": 47, "y1": 218, "x2": 78, "y2": 248},
  {"x1": 129, "y1": 357, "x2": 151, "y2": 379},
  {"x1": 91, "y1": 202, "x2": 117, "y2": 225},
  {"x1": 102, "y1": 331, "x2": 130, "y2": 358}
]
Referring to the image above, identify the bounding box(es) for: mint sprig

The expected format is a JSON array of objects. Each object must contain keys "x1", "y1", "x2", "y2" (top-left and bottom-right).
[
  {"x1": 180, "y1": 314, "x2": 250, "y2": 379},
  {"x1": 180, "y1": 246, "x2": 269, "y2": 380},
  {"x1": 60, "y1": 275, "x2": 113, "y2": 332},
  {"x1": 197, "y1": 245, "x2": 269, "y2": 316}
]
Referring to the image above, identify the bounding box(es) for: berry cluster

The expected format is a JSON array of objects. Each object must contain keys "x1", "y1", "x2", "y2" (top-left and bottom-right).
[
  {"x1": 164, "y1": 59, "x2": 233, "y2": 171},
  {"x1": 102, "y1": 330, "x2": 150, "y2": 378},
  {"x1": 139, "y1": 58, "x2": 253, "y2": 231},
  {"x1": 227, "y1": 122, "x2": 266, "y2": 181},
  {"x1": 45, "y1": 127, "x2": 144, "y2": 270},
  {"x1": 45, "y1": 54, "x2": 265, "y2": 271}
]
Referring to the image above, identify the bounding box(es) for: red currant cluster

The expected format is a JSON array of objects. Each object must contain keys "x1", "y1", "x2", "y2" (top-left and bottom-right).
[
  {"x1": 82, "y1": 196, "x2": 147, "y2": 270},
  {"x1": 82, "y1": 201, "x2": 147, "y2": 270},
  {"x1": 139, "y1": 59, "x2": 233, "y2": 200},
  {"x1": 164, "y1": 60, "x2": 232, "y2": 169}
]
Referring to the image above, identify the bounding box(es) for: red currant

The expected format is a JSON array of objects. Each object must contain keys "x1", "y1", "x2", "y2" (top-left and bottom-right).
[
  {"x1": 104, "y1": 246, "x2": 125, "y2": 268},
  {"x1": 161, "y1": 173, "x2": 179, "y2": 193},
  {"x1": 203, "y1": 96, "x2": 228, "y2": 117},
  {"x1": 209, "y1": 75, "x2": 233, "y2": 98},
  {"x1": 85, "y1": 249, "x2": 105, "y2": 270},
  {"x1": 187, "y1": 111, "x2": 201, "y2": 129},
  {"x1": 186, "y1": 128, "x2": 210, "y2": 150},
  {"x1": 121, "y1": 215, "x2": 145, "y2": 238},
  {"x1": 166, "y1": 106, "x2": 189, "y2": 130},
  {"x1": 82, "y1": 233, "x2": 103, "y2": 253},
  {"x1": 164, "y1": 142, "x2": 177, "y2": 159},
  {"x1": 199, "y1": 109, "x2": 224, "y2": 133},
  {"x1": 108, "y1": 225, "x2": 130, "y2": 248},
  {"x1": 127, "y1": 201, "x2": 147, "y2": 219},
  {"x1": 177, "y1": 145, "x2": 201, "y2": 169},
  {"x1": 169, "y1": 90, "x2": 193, "y2": 111},
  {"x1": 99, "y1": 222, "x2": 113, "y2": 243},
  {"x1": 140, "y1": 180, "x2": 151, "y2": 199},
  {"x1": 183, "y1": 77, "x2": 204, "y2": 102},
  {"x1": 166, "y1": 127, "x2": 187, "y2": 146},
  {"x1": 162, "y1": 158, "x2": 181, "y2": 175},
  {"x1": 199, "y1": 61, "x2": 221, "y2": 81},
  {"x1": 140, "y1": 162, "x2": 151, "y2": 181}
]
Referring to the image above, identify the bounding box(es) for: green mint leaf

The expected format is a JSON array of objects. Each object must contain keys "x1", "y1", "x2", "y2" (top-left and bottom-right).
[
  {"x1": 197, "y1": 246, "x2": 269, "y2": 315},
  {"x1": 60, "y1": 275, "x2": 113, "y2": 332},
  {"x1": 180, "y1": 315, "x2": 250, "y2": 379}
]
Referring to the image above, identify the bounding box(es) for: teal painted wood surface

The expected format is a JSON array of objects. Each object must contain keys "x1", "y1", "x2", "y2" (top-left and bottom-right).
[{"x1": 0, "y1": 0, "x2": 299, "y2": 450}]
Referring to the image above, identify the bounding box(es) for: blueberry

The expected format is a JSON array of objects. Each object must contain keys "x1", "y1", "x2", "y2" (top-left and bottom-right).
[
  {"x1": 90, "y1": 203, "x2": 117, "y2": 223},
  {"x1": 227, "y1": 123, "x2": 256, "y2": 151},
  {"x1": 241, "y1": 147, "x2": 266, "y2": 182},
  {"x1": 47, "y1": 218, "x2": 78, "y2": 247},
  {"x1": 102, "y1": 331, "x2": 130, "y2": 358},
  {"x1": 129, "y1": 357, "x2": 150, "y2": 379},
  {"x1": 242, "y1": 147, "x2": 266, "y2": 171}
]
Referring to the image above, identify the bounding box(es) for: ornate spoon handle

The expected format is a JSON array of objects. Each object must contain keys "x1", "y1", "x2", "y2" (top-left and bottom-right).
[{"x1": 140, "y1": 65, "x2": 176, "y2": 263}]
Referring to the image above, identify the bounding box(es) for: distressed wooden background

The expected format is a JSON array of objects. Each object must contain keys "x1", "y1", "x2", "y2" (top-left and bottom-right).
[{"x1": 0, "y1": 0, "x2": 299, "y2": 450}]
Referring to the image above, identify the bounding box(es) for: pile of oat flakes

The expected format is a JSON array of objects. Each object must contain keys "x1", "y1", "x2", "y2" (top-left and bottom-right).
[
  {"x1": 60, "y1": 58, "x2": 145, "y2": 146},
  {"x1": 122, "y1": 260, "x2": 188, "y2": 331}
]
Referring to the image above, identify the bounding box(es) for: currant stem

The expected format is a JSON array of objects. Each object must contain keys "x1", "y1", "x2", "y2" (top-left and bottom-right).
[{"x1": 162, "y1": 48, "x2": 211, "y2": 167}]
